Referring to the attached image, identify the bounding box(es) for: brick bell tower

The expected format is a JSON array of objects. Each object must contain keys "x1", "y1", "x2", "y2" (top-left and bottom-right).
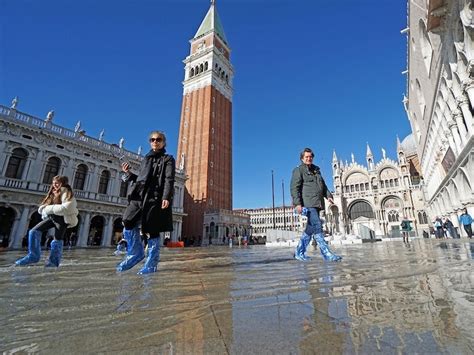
[{"x1": 177, "y1": 0, "x2": 234, "y2": 239}]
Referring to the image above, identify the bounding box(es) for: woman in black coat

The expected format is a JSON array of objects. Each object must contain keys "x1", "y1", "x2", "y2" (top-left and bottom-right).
[{"x1": 117, "y1": 131, "x2": 175, "y2": 274}]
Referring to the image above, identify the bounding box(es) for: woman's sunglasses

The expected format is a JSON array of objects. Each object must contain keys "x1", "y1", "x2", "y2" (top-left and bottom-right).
[{"x1": 149, "y1": 137, "x2": 163, "y2": 143}]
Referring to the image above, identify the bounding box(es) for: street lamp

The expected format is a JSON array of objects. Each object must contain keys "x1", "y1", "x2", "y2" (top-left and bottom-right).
[{"x1": 271, "y1": 170, "x2": 276, "y2": 229}]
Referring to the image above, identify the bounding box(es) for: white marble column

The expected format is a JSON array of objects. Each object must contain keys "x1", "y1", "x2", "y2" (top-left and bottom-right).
[
  {"x1": 78, "y1": 212, "x2": 91, "y2": 247},
  {"x1": 448, "y1": 122, "x2": 463, "y2": 153},
  {"x1": 11, "y1": 206, "x2": 30, "y2": 248},
  {"x1": 445, "y1": 129, "x2": 459, "y2": 156},
  {"x1": 457, "y1": 96, "x2": 474, "y2": 135},
  {"x1": 453, "y1": 109, "x2": 468, "y2": 142},
  {"x1": 464, "y1": 81, "x2": 474, "y2": 109},
  {"x1": 87, "y1": 165, "x2": 99, "y2": 194},
  {"x1": 62, "y1": 157, "x2": 74, "y2": 181},
  {"x1": 27, "y1": 150, "x2": 45, "y2": 189},
  {"x1": 101, "y1": 215, "x2": 114, "y2": 247},
  {"x1": 0, "y1": 140, "x2": 8, "y2": 175}
]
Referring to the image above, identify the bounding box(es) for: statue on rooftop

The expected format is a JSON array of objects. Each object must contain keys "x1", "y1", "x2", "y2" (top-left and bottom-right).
[
  {"x1": 11, "y1": 96, "x2": 18, "y2": 109},
  {"x1": 45, "y1": 110, "x2": 54, "y2": 123},
  {"x1": 119, "y1": 137, "x2": 125, "y2": 149},
  {"x1": 137, "y1": 146, "x2": 142, "y2": 155},
  {"x1": 99, "y1": 129, "x2": 105, "y2": 141},
  {"x1": 74, "y1": 121, "x2": 81, "y2": 133}
]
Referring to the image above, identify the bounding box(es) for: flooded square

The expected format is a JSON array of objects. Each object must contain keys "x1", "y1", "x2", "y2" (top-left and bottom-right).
[{"x1": 0, "y1": 239, "x2": 473, "y2": 354}]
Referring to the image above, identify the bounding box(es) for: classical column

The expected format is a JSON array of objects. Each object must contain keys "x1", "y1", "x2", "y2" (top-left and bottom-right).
[
  {"x1": 444, "y1": 129, "x2": 459, "y2": 156},
  {"x1": 0, "y1": 140, "x2": 8, "y2": 175},
  {"x1": 452, "y1": 109, "x2": 468, "y2": 142},
  {"x1": 78, "y1": 212, "x2": 91, "y2": 247},
  {"x1": 107, "y1": 171, "x2": 116, "y2": 197},
  {"x1": 101, "y1": 215, "x2": 115, "y2": 246},
  {"x1": 112, "y1": 170, "x2": 122, "y2": 197},
  {"x1": 464, "y1": 80, "x2": 474, "y2": 109},
  {"x1": 28, "y1": 149, "x2": 45, "y2": 189},
  {"x1": 338, "y1": 212, "x2": 346, "y2": 235},
  {"x1": 457, "y1": 95, "x2": 474, "y2": 135},
  {"x1": 87, "y1": 165, "x2": 99, "y2": 194},
  {"x1": 62, "y1": 157, "x2": 74, "y2": 180},
  {"x1": 11, "y1": 206, "x2": 30, "y2": 248},
  {"x1": 447, "y1": 122, "x2": 462, "y2": 153}
]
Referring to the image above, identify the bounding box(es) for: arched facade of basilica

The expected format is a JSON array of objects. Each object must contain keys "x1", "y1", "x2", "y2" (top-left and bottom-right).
[{"x1": 327, "y1": 139, "x2": 430, "y2": 238}]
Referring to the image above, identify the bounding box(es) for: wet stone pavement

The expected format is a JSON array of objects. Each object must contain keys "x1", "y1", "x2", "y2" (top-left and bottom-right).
[{"x1": 0, "y1": 239, "x2": 473, "y2": 354}]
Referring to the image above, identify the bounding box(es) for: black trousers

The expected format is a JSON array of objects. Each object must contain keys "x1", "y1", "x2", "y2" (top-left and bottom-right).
[
  {"x1": 464, "y1": 224, "x2": 473, "y2": 238},
  {"x1": 32, "y1": 215, "x2": 67, "y2": 241}
]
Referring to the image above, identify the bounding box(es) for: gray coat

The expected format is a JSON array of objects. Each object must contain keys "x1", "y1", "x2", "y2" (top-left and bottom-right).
[{"x1": 290, "y1": 163, "x2": 332, "y2": 210}]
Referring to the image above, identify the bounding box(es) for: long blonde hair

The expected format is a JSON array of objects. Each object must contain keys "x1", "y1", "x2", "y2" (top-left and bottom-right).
[{"x1": 41, "y1": 175, "x2": 74, "y2": 205}]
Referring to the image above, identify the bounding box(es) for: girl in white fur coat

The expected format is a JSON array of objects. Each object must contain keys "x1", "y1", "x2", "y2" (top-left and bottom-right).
[{"x1": 15, "y1": 175, "x2": 78, "y2": 267}]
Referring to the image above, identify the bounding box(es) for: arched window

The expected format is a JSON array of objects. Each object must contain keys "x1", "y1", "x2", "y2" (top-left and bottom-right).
[
  {"x1": 5, "y1": 148, "x2": 28, "y2": 179},
  {"x1": 387, "y1": 210, "x2": 399, "y2": 222},
  {"x1": 98, "y1": 170, "x2": 110, "y2": 194},
  {"x1": 349, "y1": 201, "x2": 374, "y2": 219},
  {"x1": 200, "y1": 63, "x2": 204, "y2": 72},
  {"x1": 204, "y1": 62, "x2": 208, "y2": 71},
  {"x1": 73, "y1": 164, "x2": 88, "y2": 190},
  {"x1": 119, "y1": 180, "x2": 128, "y2": 198},
  {"x1": 190, "y1": 68, "x2": 194, "y2": 77},
  {"x1": 42, "y1": 157, "x2": 61, "y2": 184}
]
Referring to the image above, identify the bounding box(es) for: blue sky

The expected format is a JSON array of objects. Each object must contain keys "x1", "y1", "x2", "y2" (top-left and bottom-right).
[{"x1": 0, "y1": 0, "x2": 410, "y2": 209}]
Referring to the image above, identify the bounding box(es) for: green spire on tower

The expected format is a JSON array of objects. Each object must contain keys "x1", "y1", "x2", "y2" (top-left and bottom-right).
[{"x1": 194, "y1": 0, "x2": 228, "y2": 45}]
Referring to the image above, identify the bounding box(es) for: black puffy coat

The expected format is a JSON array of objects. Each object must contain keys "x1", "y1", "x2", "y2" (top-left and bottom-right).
[{"x1": 122, "y1": 149, "x2": 175, "y2": 234}]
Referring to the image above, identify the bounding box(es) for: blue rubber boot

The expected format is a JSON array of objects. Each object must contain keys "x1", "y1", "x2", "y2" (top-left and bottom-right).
[
  {"x1": 294, "y1": 233, "x2": 311, "y2": 261},
  {"x1": 137, "y1": 238, "x2": 160, "y2": 275},
  {"x1": 116, "y1": 228, "x2": 145, "y2": 272},
  {"x1": 314, "y1": 233, "x2": 342, "y2": 261},
  {"x1": 114, "y1": 242, "x2": 127, "y2": 256},
  {"x1": 45, "y1": 240, "x2": 64, "y2": 267},
  {"x1": 15, "y1": 230, "x2": 42, "y2": 266}
]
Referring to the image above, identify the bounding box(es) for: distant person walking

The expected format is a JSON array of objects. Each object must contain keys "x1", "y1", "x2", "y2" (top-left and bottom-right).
[
  {"x1": 118, "y1": 131, "x2": 175, "y2": 274},
  {"x1": 290, "y1": 147, "x2": 341, "y2": 262},
  {"x1": 443, "y1": 218, "x2": 458, "y2": 239},
  {"x1": 459, "y1": 208, "x2": 473, "y2": 239},
  {"x1": 433, "y1": 217, "x2": 444, "y2": 239},
  {"x1": 400, "y1": 217, "x2": 412, "y2": 243},
  {"x1": 15, "y1": 175, "x2": 78, "y2": 267}
]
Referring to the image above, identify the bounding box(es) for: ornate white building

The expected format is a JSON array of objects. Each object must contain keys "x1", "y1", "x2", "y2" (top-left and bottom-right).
[
  {"x1": 237, "y1": 206, "x2": 301, "y2": 237},
  {"x1": 0, "y1": 101, "x2": 186, "y2": 249},
  {"x1": 403, "y1": 0, "x2": 474, "y2": 233},
  {"x1": 328, "y1": 140, "x2": 430, "y2": 238},
  {"x1": 202, "y1": 209, "x2": 250, "y2": 246}
]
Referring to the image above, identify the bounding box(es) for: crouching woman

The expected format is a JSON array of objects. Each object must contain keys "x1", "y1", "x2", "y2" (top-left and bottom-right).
[{"x1": 15, "y1": 175, "x2": 78, "y2": 267}]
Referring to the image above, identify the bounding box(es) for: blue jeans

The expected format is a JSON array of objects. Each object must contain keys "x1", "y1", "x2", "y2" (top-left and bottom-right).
[{"x1": 304, "y1": 208, "x2": 322, "y2": 236}]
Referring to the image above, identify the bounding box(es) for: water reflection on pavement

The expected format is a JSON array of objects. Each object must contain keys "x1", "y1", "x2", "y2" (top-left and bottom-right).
[{"x1": 0, "y1": 239, "x2": 473, "y2": 354}]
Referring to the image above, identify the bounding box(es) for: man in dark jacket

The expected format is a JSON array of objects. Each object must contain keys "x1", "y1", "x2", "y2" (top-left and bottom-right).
[
  {"x1": 117, "y1": 130, "x2": 175, "y2": 274},
  {"x1": 291, "y1": 148, "x2": 341, "y2": 262}
]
